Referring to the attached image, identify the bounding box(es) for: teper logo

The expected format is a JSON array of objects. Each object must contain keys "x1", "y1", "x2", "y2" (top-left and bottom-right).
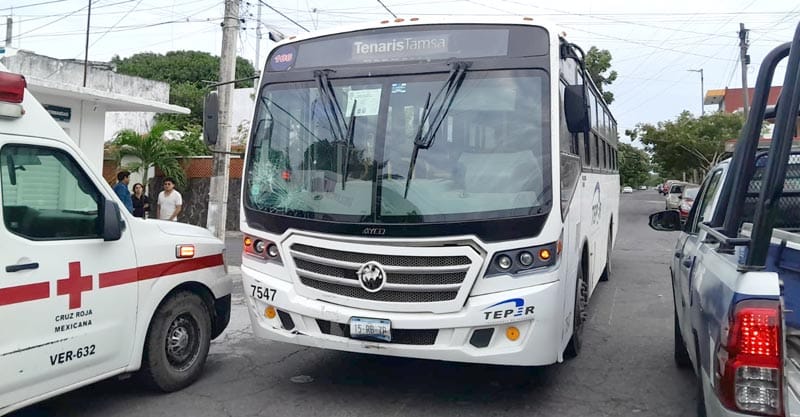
[
  {"x1": 591, "y1": 182, "x2": 602, "y2": 225},
  {"x1": 483, "y1": 298, "x2": 535, "y2": 320}
]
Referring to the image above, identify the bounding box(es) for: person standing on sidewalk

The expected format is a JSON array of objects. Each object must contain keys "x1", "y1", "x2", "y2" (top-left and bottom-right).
[
  {"x1": 131, "y1": 182, "x2": 150, "y2": 218},
  {"x1": 113, "y1": 171, "x2": 134, "y2": 214},
  {"x1": 156, "y1": 177, "x2": 183, "y2": 222}
]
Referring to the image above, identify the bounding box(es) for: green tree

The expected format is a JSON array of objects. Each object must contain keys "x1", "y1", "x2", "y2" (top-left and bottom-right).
[
  {"x1": 585, "y1": 46, "x2": 618, "y2": 104},
  {"x1": 618, "y1": 143, "x2": 650, "y2": 187},
  {"x1": 626, "y1": 111, "x2": 744, "y2": 179},
  {"x1": 110, "y1": 122, "x2": 197, "y2": 189},
  {"x1": 112, "y1": 51, "x2": 257, "y2": 127}
]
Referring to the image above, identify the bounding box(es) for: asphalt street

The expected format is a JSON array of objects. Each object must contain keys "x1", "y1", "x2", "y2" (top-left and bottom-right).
[{"x1": 11, "y1": 190, "x2": 696, "y2": 417}]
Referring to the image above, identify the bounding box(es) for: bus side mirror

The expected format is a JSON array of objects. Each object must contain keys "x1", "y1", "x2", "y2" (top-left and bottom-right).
[
  {"x1": 203, "y1": 91, "x2": 219, "y2": 146},
  {"x1": 102, "y1": 199, "x2": 123, "y2": 241},
  {"x1": 565, "y1": 85, "x2": 590, "y2": 134},
  {"x1": 649, "y1": 210, "x2": 682, "y2": 232}
]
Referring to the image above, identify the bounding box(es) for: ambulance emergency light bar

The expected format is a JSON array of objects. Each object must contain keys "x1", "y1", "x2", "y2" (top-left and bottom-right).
[{"x1": 0, "y1": 71, "x2": 27, "y2": 119}]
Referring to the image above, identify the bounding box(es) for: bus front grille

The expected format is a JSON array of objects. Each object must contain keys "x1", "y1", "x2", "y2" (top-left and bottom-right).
[{"x1": 290, "y1": 243, "x2": 471, "y2": 304}]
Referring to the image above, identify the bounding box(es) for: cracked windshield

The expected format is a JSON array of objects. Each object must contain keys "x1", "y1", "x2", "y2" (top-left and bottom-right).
[{"x1": 246, "y1": 71, "x2": 550, "y2": 222}]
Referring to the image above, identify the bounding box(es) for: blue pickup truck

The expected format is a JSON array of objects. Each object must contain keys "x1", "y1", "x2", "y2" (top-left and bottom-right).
[{"x1": 649, "y1": 21, "x2": 800, "y2": 417}]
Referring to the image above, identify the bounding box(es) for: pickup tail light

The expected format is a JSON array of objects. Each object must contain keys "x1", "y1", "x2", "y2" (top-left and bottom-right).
[{"x1": 716, "y1": 299, "x2": 783, "y2": 416}]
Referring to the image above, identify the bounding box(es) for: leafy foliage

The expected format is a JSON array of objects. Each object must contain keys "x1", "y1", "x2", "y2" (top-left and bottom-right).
[
  {"x1": 626, "y1": 111, "x2": 744, "y2": 179},
  {"x1": 112, "y1": 51, "x2": 256, "y2": 127},
  {"x1": 618, "y1": 143, "x2": 651, "y2": 187},
  {"x1": 110, "y1": 122, "x2": 199, "y2": 189},
  {"x1": 585, "y1": 46, "x2": 618, "y2": 104}
]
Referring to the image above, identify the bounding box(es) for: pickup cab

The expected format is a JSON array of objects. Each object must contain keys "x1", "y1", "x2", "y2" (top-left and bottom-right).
[
  {"x1": 0, "y1": 68, "x2": 232, "y2": 415},
  {"x1": 649, "y1": 21, "x2": 800, "y2": 417}
]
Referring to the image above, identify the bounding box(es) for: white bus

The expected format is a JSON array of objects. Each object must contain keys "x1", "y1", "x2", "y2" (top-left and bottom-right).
[{"x1": 226, "y1": 17, "x2": 619, "y2": 365}]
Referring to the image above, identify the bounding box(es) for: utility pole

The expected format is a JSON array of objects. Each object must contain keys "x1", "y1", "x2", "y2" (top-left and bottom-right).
[
  {"x1": 739, "y1": 23, "x2": 750, "y2": 118},
  {"x1": 207, "y1": 0, "x2": 239, "y2": 240},
  {"x1": 5, "y1": 17, "x2": 12, "y2": 47},
  {"x1": 688, "y1": 68, "x2": 704, "y2": 116},
  {"x1": 82, "y1": 0, "x2": 92, "y2": 87},
  {"x1": 255, "y1": 1, "x2": 262, "y2": 70}
]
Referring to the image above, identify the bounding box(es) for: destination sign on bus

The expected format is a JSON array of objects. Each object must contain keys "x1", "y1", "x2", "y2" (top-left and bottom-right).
[{"x1": 268, "y1": 27, "x2": 526, "y2": 71}]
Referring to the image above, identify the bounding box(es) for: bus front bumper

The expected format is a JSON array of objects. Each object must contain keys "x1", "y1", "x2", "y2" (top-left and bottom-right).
[{"x1": 242, "y1": 264, "x2": 566, "y2": 366}]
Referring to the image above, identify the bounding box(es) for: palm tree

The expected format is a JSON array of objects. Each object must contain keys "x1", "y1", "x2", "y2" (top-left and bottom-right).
[{"x1": 111, "y1": 122, "x2": 194, "y2": 190}]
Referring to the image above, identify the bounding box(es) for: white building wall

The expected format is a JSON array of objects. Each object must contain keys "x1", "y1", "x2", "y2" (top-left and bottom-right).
[{"x1": 2, "y1": 50, "x2": 171, "y2": 142}]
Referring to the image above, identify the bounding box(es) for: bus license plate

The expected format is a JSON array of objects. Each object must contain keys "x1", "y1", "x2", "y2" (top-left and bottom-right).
[{"x1": 349, "y1": 317, "x2": 391, "y2": 342}]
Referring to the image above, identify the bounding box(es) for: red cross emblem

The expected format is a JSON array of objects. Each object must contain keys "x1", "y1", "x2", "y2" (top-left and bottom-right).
[{"x1": 57, "y1": 262, "x2": 92, "y2": 309}]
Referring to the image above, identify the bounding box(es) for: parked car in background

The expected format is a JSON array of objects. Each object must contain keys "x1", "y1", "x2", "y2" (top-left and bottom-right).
[
  {"x1": 622, "y1": 186, "x2": 633, "y2": 193},
  {"x1": 660, "y1": 180, "x2": 677, "y2": 195},
  {"x1": 665, "y1": 183, "x2": 698, "y2": 210},
  {"x1": 639, "y1": 185, "x2": 648, "y2": 190},
  {"x1": 678, "y1": 186, "x2": 699, "y2": 222}
]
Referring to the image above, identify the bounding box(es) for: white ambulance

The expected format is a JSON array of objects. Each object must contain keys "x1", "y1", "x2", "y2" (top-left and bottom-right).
[{"x1": 0, "y1": 69, "x2": 232, "y2": 415}]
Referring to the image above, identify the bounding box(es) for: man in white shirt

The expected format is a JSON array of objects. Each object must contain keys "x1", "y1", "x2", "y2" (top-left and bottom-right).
[{"x1": 157, "y1": 177, "x2": 183, "y2": 221}]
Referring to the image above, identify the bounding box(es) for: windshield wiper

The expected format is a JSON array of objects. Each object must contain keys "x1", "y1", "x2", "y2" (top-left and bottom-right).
[
  {"x1": 342, "y1": 99, "x2": 357, "y2": 189},
  {"x1": 403, "y1": 61, "x2": 470, "y2": 198},
  {"x1": 314, "y1": 69, "x2": 358, "y2": 190}
]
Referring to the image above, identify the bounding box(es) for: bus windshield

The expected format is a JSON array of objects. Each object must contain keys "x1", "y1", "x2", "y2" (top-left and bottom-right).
[{"x1": 245, "y1": 69, "x2": 551, "y2": 224}]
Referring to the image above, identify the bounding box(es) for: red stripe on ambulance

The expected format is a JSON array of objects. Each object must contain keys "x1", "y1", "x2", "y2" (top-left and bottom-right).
[
  {"x1": 0, "y1": 282, "x2": 50, "y2": 306},
  {"x1": 1, "y1": 254, "x2": 225, "y2": 307},
  {"x1": 99, "y1": 254, "x2": 224, "y2": 288}
]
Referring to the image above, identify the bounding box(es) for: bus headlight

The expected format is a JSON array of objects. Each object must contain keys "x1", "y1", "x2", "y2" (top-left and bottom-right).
[
  {"x1": 497, "y1": 255, "x2": 513, "y2": 270},
  {"x1": 244, "y1": 234, "x2": 282, "y2": 264},
  {"x1": 485, "y1": 242, "x2": 559, "y2": 277}
]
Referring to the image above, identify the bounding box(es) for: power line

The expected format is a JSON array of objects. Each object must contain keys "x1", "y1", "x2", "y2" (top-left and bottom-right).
[
  {"x1": 0, "y1": 0, "x2": 68, "y2": 12},
  {"x1": 89, "y1": 0, "x2": 144, "y2": 48},
  {"x1": 376, "y1": 0, "x2": 397, "y2": 18},
  {"x1": 12, "y1": 0, "x2": 137, "y2": 40},
  {"x1": 256, "y1": 0, "x2": 309, "y2": 32}
]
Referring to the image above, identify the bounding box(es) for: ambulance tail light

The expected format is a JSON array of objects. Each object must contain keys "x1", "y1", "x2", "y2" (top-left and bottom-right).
[
  {"x1": 715, "y1": 299, "x2": 783, "y2": 416},
  {"x1": 176, "y1": 244, "x2": 195, "y2": 258},
  {"x1": 0, "y1": 71, "x2": 25, "y2": 104}
]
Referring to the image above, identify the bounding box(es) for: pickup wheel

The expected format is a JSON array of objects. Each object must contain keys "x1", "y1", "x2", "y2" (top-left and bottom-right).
[
  {"x1": 141, "y1": 292, "x2": 212, "y2": 392},
  {"x1": 674, "y1": 309, "x2": 692, "y2": 368},
  {"x1": 564, "y1": 266, "x2": 588, "y2": 359}
]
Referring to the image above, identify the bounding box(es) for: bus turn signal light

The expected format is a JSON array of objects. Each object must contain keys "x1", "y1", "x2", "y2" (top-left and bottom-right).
[
  {"x1": 538, "y1": 249, "x2": 552, "y2": 261},
  {"x1": 265, "y1": 306, "x2": 277, "y2": 319}
]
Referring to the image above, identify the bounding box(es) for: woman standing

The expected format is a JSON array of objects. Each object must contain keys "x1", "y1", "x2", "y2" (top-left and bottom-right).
[{"x1": 132, "y1": 183, "x2": 150, "y2": 218}]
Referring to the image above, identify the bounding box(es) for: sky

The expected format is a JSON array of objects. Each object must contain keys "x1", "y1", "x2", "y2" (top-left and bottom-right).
[{"x1": 3, "y1": 0, "x2": 800, "y2": 144}]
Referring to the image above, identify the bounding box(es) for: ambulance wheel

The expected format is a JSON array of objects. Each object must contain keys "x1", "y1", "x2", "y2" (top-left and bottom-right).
[
  {"x1": 564, "y1": 266, "x2": 588, "y2": 359},
  {"x1": 142, "y1": 292, "x2": 211, "y2": 392}
]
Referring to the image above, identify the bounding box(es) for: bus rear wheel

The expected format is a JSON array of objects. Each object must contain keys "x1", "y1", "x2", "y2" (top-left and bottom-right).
[
  {"x1": 600, "y1": 227, "x2": 613, "y2": 282},
  {"x1": 564, "y1": 265, "x2": 588, "y2": 359}
]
